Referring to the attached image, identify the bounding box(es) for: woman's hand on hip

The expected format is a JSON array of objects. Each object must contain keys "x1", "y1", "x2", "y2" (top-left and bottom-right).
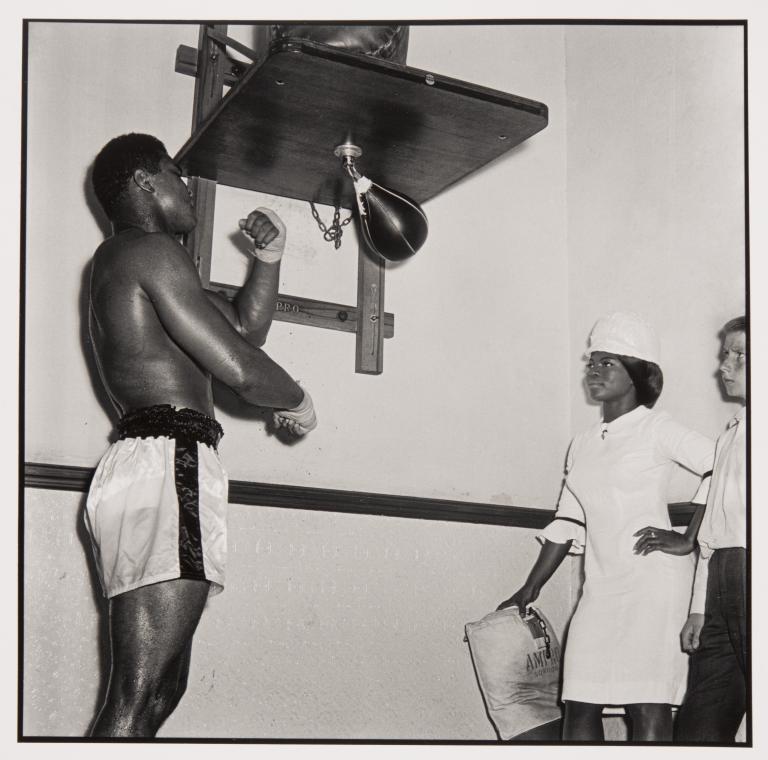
[{"x1": 633, "y1": 526, "x2": 695, "y2": 556}]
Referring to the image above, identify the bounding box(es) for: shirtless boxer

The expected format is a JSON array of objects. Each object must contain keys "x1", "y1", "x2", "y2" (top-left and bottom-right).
[{"x1": 85, "y1": 133, "x2": 316, "y2": 737}]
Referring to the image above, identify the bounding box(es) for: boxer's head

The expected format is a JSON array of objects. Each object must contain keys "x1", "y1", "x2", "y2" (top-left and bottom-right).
[{"x1": 92, "y1": 133, "x2": 196, "y2": 234}]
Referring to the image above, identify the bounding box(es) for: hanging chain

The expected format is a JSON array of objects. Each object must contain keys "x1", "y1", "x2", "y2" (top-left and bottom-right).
[{"x1": 309, "y1": 201, "x2": 353, "y2": 249}]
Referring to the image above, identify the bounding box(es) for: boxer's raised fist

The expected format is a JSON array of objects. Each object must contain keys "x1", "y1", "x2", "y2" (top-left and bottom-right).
[{"x1": 238, "y1": 207, "x2": 286, "y2": 263}]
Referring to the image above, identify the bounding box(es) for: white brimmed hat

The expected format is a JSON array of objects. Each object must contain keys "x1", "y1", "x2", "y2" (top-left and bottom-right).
[{"x1": 585, "y1": 311, "x2": 661, "y2": 365}]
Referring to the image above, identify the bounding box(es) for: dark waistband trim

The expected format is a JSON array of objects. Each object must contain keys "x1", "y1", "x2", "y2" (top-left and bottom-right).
[{"x1": 117, "y1": 405, "x2": 224, "y2": 450}]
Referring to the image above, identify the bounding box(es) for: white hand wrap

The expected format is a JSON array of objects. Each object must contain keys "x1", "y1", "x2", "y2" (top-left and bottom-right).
[
  {"x1": 239, "y1": 206, "x2": 285, "y2": 263},
  {"x1": 250, "y1": 243, "x2": 283, "y2": 264},
  {"x1": 279, "y1": 389, "x2": 317, "y2": 432}
]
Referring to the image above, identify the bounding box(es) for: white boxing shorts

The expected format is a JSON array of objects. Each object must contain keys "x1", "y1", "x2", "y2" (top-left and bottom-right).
[{"x1": 84, "y1": 405, "x2": 228, "y2": 599}]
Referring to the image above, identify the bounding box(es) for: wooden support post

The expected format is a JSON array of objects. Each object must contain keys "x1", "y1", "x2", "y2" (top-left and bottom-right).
[
  {"x1": 176, "y1": 26, "x2": 398, "y2": 374},
  {"x1": 355, "y1": 246, "x2": 386, "y2": 374},
  {"x1": 186, "y1": 24, "x2": 228, "y2": 282},
  {"x1": 175, "y1": 27, "x2": 273, "y2": 85},
  {"x1": 175, "y1": 44, "x2": 246, "y2": 87},
  {"x1": 192, "y1": 24, "x2": 229, "y2": 128},
  {"x1": 186, "y1": 177, "x2": 217, "y2": 287}
]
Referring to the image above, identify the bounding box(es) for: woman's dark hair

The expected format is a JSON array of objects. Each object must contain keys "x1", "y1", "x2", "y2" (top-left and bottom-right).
[
  {"x1": 91, "y1": 133, "x2": 168, "y2": 220},
  {"x1": 617, "y1": 355, "x2": 664, "y2": 408}
]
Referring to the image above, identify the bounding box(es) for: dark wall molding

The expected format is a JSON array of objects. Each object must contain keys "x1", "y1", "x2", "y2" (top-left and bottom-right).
[{"x1": 23, "y1": 462, "x2": 697, "y2": 529}]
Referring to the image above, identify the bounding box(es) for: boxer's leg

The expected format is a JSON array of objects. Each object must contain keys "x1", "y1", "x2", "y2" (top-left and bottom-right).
[{"x1": 90, "y1": 578, "x2": 209, "y2": 737}]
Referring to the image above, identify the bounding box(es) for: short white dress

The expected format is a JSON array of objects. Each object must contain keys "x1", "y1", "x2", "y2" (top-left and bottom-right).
[{"x1": 539, "y1": 405, "x2": 714, "y2": 705}]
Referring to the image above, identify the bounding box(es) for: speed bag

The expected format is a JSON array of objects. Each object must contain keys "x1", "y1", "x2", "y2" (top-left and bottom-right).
[
  {"x1": 464, "y1": 606, "x2": 562, "y2": 740},
  {"x1": 353, "y1": 176, "x2": 429, "y2": 261}
]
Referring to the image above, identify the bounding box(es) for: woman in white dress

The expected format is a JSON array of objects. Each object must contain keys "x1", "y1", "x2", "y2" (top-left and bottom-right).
[{"x1": 498, "y1": 312, "x2": 715, "y2": 741}]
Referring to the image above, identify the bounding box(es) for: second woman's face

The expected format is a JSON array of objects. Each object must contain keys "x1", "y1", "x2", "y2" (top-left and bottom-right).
[
  {"x1": 585, "y1": 352, "x2": 636, "y2": 404},
  {"x1": 719, "y1": 330, "x2": 747, "y2": 400}
]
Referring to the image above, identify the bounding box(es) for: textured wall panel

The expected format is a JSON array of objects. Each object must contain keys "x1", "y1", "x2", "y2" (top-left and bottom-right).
[{"x1": 23, "y1": 489, "x2": 575, "y2": 739}]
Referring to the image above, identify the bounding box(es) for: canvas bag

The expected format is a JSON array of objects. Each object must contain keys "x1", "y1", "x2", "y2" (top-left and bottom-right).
[{"x1": 464, "y1": 605, "x2": 562, "y2": 740}]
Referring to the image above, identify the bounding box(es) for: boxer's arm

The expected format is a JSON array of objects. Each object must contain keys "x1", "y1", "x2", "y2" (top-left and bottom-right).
[
  {"x1": 137, "y1": 233, "x2": 303, "y2": 410},
  {"x1": 236, "y1": 257, "x2": 281, "y2": 347},
  {"x1": 204, "y1": 208, "x2": 284, "y2": 347},
  {"x1": 204, "y1": 289, "x2": 238, "y2": 323}
]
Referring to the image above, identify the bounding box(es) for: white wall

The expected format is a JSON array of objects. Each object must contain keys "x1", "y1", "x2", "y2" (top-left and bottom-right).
[
  {"x1": 24, "y1": 22, "x2": 200, "y2": 463},
  {"x1": 25, "y1": 22, "x2": 571, "y2": 507},
  {"x1": 565, "y1": 25, "x2": 745, "y2": 470}
]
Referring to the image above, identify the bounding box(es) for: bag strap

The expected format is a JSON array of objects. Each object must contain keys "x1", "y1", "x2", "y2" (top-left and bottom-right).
[{"x1": 525, "y1": 607, "x2": 553, "y2": 660}]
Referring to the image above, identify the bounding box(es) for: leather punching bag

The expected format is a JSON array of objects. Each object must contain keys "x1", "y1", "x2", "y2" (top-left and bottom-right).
[
  {"x1": 353, "y1": 176, "x2": 428, "y2": 262},
  {"x1": 273, "y1": 24, "x2": 426, "y2": 260},
  {"x1": 272, "y1": 25, "x2": 409, "y2": 64}
]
